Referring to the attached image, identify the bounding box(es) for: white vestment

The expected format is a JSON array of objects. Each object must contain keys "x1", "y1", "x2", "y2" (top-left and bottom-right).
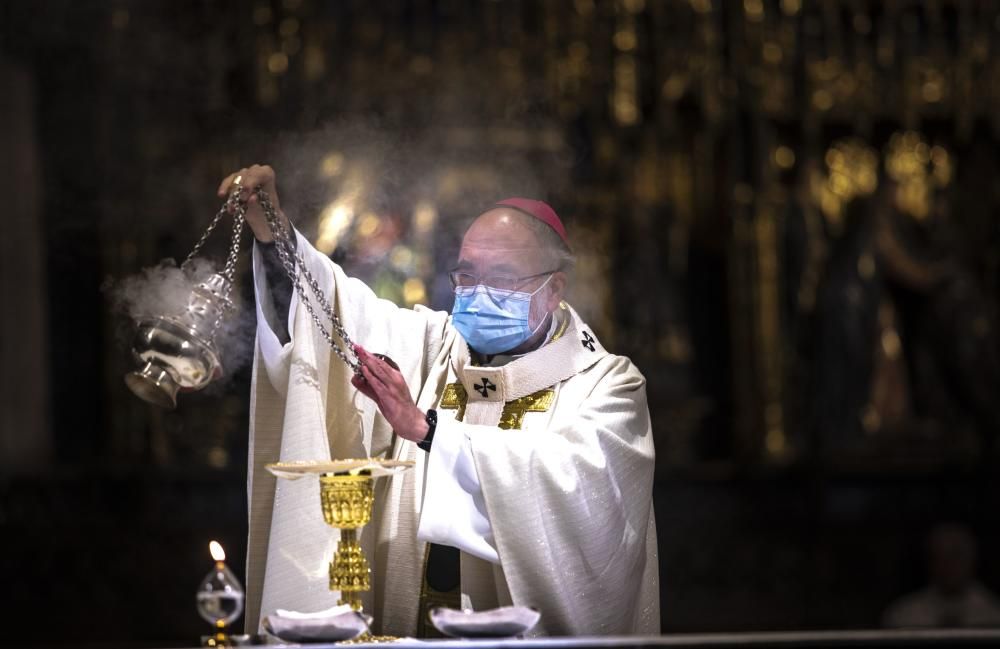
[{"x1": 245, "y1": 231, "x2": 660, "y2": 636}]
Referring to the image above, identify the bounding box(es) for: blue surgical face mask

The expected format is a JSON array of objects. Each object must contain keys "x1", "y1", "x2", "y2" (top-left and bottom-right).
[{"x1": 451, "y1": 275, "x2": 553, "y2": 355}]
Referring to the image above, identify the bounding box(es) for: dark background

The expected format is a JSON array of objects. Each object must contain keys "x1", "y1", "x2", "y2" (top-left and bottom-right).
[{"x1": 2, "y1": 1, "x2": 999, "y2": 646}]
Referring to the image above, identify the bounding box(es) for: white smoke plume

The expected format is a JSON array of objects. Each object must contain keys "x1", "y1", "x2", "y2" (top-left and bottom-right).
[
  {"x1": 103, "y1": 256, "x2": 256, "y2": 391},
  {"x1": 105, "y1": 257, "x2": 217, "y2": 321}
]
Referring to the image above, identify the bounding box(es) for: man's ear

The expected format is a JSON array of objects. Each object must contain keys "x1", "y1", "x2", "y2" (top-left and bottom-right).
[{"x1": 547, "y1": 271, "x2": 568, "y2": 311}]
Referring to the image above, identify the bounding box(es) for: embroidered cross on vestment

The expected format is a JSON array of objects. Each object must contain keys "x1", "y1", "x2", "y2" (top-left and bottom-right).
[{"x1": 438, "y1": 383, "x2": 555, "y2": 430}]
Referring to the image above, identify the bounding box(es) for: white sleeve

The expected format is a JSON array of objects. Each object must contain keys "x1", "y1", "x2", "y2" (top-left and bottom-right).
[
  {"x1": 251, "y1": 236, "x2": 300, "y2": 396},
  {"x1": 252, "y1": 227, "x2": 450, "y2": 399},
  {"x1": 416, "y1": 419, "x2": 499, "y2": 564}
]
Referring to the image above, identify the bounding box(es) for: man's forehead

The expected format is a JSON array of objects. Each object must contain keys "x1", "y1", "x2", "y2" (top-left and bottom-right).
[
  {"x1": 458, "y1": 208, "x2": 551, "y2": 264},
  {"x1": 459, "y1": 240, "x2": 548, "y2": 253},
  {"x1": 455, "y1": 240, "x2": 549, "y2": 272},
  {"x1": 463, "y1": 208, "x2": 544, "y2": 242}
]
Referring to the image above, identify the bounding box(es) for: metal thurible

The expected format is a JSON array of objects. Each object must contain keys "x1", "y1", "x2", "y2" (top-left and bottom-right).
[
  {"x1": 124, "y1": 182, "x2": 246, "y2": 408},
  {"x1": 124, "y1": 178, "x2": 368, "y2": 408}
]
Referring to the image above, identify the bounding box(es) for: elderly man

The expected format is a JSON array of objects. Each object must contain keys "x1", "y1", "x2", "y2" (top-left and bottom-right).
[{"x1": 223, "y1": 165, "x2": 658, "y2": 637}]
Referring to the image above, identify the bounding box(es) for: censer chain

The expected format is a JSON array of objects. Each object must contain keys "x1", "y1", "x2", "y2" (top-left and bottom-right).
[
  {"x1": 181, "y1": 182, "x2": 359, "y2": 371},
  {"x1": 181, "y1": 187, "x2": 246, "y2": 336},
  {"x1": 253, "y1": 187, "x2": 360, "y2": 372},
  {"x1": 208, "y1": 204, "x2": 245, "y2": 335},
  {"x1": 182, "y1": 187, "x2": 244, "y2": 269}
]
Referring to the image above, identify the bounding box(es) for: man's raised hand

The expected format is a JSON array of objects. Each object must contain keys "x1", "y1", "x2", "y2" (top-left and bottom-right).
[{"x1": 217, "y1": 164, "x2": 290, "y2": 243}]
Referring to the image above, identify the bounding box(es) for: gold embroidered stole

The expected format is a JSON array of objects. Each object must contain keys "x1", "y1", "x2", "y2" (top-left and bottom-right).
[{"x1": 439, "y1": 384, "x2": 556, "y2": 429}]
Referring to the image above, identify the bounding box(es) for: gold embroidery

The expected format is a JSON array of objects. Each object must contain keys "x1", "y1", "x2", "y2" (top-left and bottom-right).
[
  {"x1": 438, "y1": 382, "x2": 467, "y2": 421},
  {"x1": 498, "y1": 388, "x2": 555, "y2": 430},
  {"x1": 438, "y1": 383, "x2": 554, "y2": 430}
]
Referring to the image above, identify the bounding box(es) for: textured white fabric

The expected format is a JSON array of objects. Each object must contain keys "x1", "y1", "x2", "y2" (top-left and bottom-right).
[
  {"x1": 417, "y1": 423, "x2": 499, "y2": 563},
  {"x1": 416, "y1": 309, "x2": 569, "y2": 564},
  {"x1": 246, "y1": 231, "x2": 449, "y2": 635},
  {"x1": 251, "y1": 242, "x2": 295, "y2": 394},
  {"x1": 246, "y1": 233, "x2": 660, "y2": 637}
]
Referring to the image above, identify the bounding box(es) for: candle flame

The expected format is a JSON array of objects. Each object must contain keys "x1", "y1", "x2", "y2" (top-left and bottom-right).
[{"x1": 209, "y1": 540, "x2": 226, "y2": 562}]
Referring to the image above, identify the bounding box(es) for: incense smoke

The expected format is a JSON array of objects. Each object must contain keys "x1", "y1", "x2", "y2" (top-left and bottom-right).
[
  {"x1": 106, "y1": 257, "x2": 216, "y2": 321},
  {"x1": 103, "y1": 256, "x2": 256, "y2": 392}
]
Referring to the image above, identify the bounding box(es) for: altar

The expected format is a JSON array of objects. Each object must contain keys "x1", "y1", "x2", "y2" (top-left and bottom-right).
[{"x1": 177, "y1": 629, "x2": 1000, "y2": 649}]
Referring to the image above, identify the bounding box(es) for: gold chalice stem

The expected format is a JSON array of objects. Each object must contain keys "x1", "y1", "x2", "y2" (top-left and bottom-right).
[
  {"x1": 329, "y1": 528, "x2": 370, "y2": 610},
  {"x1": 320, "y1": 472, "x2": 374, "y2": 611}
]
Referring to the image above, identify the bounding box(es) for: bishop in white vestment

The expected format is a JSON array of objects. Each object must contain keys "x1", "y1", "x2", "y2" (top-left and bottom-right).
[{"x1": 228, "y1": 166, "x2": 659, "y2": 637}]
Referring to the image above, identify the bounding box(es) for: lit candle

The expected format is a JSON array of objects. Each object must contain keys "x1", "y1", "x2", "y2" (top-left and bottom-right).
[
  {"x1": 197, "y1": 541, "x2": 245, "y2": 647},
  {"x1": 210, "y1": 540, "x2": 227, "y2": 568}
]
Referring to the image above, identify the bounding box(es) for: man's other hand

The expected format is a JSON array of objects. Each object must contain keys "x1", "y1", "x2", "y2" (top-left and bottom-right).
[{"x1": 351, "y1": 346, "x2": 430, "y2": 444}]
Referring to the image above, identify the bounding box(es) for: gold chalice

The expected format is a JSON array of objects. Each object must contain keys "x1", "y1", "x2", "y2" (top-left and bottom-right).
[
  {"x1": 320, "y1": 471, "x2": 373, "y2": 609},
  {"x1": 266, "y1": 459, "x2": 414, "y2": 616}
]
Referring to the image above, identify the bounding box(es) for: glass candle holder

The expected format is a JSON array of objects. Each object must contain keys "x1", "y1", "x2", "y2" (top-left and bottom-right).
[{"x1": 197, "y1": 541, "x2": 245, "y2": 647}]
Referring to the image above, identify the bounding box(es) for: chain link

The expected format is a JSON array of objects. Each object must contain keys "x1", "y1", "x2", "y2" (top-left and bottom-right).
[
  {"x1": 183, "y1": 187, "x2": 244, "y2": 269},
  {"x1": 254, "y1": 188, "x2": 360, "y2": 372},
  {"x1": 221, "y1": 210, "x2": 245, "y2": 284},
  {"x1": 209, "y1": 202, "x2": 246, "y2": 335}
]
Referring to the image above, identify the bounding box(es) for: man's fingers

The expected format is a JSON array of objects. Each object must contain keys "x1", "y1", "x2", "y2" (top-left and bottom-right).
[
  {"x1": 354, "y1": 347, "x2": 386, "y2": 386},
  {"x1": 217, "y1": 171, "x2": 241, "y2": 197},
  {"x1": 359, "y1": 350, "x2": 394, "y2": 383},
  {"x1": 354, "y1": 366, "x2": 382, "y2": 391},
  {"x1": 217, "y1": 164, "x2": 276, "y2": 198},
  {"x1": 351, "y1": 372, "x2": 381, "y2": 404},
  {"x1": 360, "y1": 364, "x2": 387, "y2": 391},
  {"x1": 216, "y1": 175, "x2": 230, "y2": 197},
  {"x1": 218, "y1": 168, "x2": 252, "y2": 199},
  {"x1": 355, "y1": 347, "x2": 380, "y2": 374},
  {"x1": 243, "y1": 164, "x2": 275, "y2": 191},
  {"x1": 365, "y1": 357, "x2": 389, "y2": 381},
  {"x1": 355, "y1": 348, "x2": 411, "y2": 398}
]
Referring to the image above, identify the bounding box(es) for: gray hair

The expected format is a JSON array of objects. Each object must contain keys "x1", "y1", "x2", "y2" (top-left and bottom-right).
[{"x1": 506, "y1": 209, "x2": 576, "y2": 274}]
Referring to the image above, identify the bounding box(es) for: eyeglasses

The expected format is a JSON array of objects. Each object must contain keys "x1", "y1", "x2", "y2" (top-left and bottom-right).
[{"x1": 448, "y1": 269, "x2": 558, "y2": 300}]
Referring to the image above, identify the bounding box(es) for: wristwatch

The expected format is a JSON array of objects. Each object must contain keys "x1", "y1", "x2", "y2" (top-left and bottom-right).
[{"x1": 417, "y1": 409, "x2": 437, "y2": 452}]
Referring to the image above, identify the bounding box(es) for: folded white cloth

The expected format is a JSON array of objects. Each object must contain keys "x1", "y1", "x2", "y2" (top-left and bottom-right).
[
  {"x1": 262, "y1": 604, "x2": 371, "y2": 642},
  {"x1": 429, "y1": 605, "x2": 541, "y2": 638}
]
